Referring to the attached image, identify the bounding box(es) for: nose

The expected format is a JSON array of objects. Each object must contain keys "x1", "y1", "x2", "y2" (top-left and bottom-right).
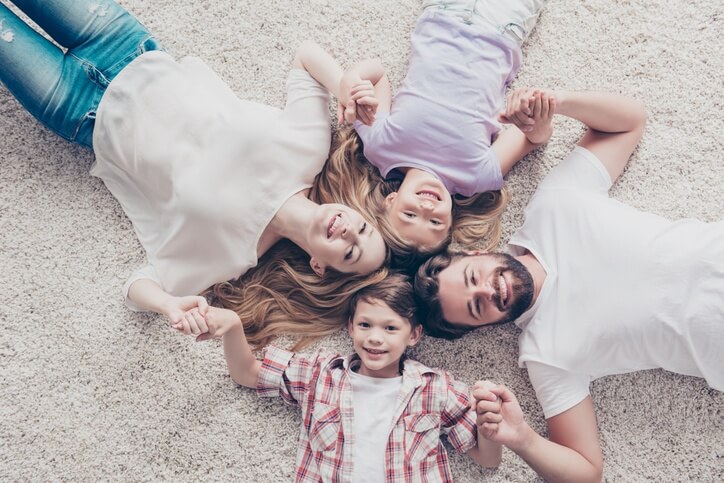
[
  {"x1": 341, "y1": 223, "x2": 350, "y2": 239},
  {"x1": 472, "y1": 281, "x2": 495, "y2": 300},
  {"x1": 367, "y1": 329, "x2": 383, "y2": 345},
  {"x1": 419, "y1": 200, "x2": 434, "y2": 211}
]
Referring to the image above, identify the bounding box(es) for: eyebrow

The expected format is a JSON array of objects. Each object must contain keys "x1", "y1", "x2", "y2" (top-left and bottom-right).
[{"x1": 464, "y1": 265, "x2": 475, "y2": 319}]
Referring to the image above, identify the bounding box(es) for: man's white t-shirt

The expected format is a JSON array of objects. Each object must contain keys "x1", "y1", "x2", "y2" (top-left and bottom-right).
[
  {"x1": 90, "y1": 51, "x2": 331, "y2": 308},
  {"x1": 509, "y1": 146, "x2": 724, "y2": 418}
]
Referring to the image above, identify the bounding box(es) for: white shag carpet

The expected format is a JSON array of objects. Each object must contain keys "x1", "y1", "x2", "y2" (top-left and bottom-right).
[{"x1": 1, "y1": 0, "x2": 722, "y2": 481}]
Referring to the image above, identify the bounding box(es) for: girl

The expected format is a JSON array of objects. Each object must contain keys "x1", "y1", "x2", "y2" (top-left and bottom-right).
[
  {"x1": 336, "y1": 0, "x2": 551, "y2": 268},
  {"x1": 0, "y1": 0, "x2": 388, "y2": 348}
]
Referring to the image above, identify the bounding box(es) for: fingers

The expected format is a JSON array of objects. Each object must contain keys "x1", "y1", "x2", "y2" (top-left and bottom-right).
[
  {"x1": 196, "y1": 296, "x2": 209, "y2": 316},
  {"x1": 477, "y1": 410, "x2": 503, "y2": 425},
  {"x1": 490, "y1": 385, "x2": 518, "y2": 404},
  {"x1": 183, "y1": 308, "x2": 207, "y2": 335},
  {"x1": 343, "y1": 100, "x2": 357, "y2": 124},
  {"x1": 196, "y1": 332, "x2": 212, "y2": 342}
]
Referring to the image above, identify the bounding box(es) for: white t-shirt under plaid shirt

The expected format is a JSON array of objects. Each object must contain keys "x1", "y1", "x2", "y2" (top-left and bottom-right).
[{"x1": 256, "y1": 346, "x2": 479, "y2": 482}]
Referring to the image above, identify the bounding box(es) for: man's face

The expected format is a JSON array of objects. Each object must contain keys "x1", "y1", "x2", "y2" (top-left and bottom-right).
[{"x1": 437, "y1": 253, "x2": 535, "y2": 327}]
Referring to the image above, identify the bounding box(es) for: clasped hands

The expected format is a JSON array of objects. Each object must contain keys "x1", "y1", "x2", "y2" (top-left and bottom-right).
[
  {"x1": 471, "y1": 380, "x2": 529, "y2": 449},
  {"x1": 163, "y1": 295, "x2": 240, "y2": 342},
  {"x1": 338, "y1": 70, "x2": 379, "y2": 126}
]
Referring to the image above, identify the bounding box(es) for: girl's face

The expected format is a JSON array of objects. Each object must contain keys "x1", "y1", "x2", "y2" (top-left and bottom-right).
[
  {"x1": 384, "y1": 170, "x2": 453, "y2": 250},
  {"x1": 307, "y1": 203, "x2": 387, "y2": 276}
]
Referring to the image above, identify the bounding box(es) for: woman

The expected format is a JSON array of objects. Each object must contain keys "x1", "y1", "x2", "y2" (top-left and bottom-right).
[{"x1": 0, "y1": 0, "x2": 388, "y2": 347}]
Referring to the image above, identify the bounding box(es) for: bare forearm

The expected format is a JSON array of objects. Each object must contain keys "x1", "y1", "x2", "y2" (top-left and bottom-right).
[
  {"x1": 127, "y1": 278, "x2": 173, "y2": 315},
  {"x1": 555, "y1": 91, "x2": 646, "y2": 134},
  {"x1": 223, "y1": 324, "x2": 261, "y2": 389},
  {"x1": 510, "y1": 425, "x2": 602, "y2": 483},
  {"x1": 294, "y1": 40, "x2": 344, "y2": 97},
  {"x1": 347, "y1": 58, "x2": 385, "y2": 85},
  {"x1": 467, "y1": 429, "x2": 502, "y2": 468}
]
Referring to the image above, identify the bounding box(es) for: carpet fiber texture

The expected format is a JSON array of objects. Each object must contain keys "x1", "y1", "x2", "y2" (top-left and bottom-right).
[{"x1": 1, "y1": 0, "x2": 722, "y2": 481}]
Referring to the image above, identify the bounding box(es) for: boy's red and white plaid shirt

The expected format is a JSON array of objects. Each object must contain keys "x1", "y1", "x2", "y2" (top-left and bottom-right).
[{"x1": 257, "y1": 346, "x2": 479, "y2": 483}]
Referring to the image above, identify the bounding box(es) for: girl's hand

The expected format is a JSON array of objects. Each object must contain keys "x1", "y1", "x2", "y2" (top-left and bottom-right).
[
  {"x1": 349, "y1": 80, "x2": 378, "y2": 126},
  {"x1": 499, "y1": 88, "x2": 556, "y2": 144}
]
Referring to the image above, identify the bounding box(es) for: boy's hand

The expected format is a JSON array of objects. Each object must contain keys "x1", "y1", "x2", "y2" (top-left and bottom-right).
[
  {"x1": 164, "y1": 295, "x2": 209, "y2": 331},
  {"x1": 473, "y1": 383, "x2": 530, "y2": 451},
  {"x1": 499, "y1": 88, "x2": 556, "y2": 144},
  {"x1": 194, "y1": 307, "x2": 242, "y2": 342}
]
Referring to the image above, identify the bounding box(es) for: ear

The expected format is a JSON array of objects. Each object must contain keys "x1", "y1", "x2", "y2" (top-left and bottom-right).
[
  {"x1": 407, "y1": 325, "x2": 423, "y2": 347},
  {"x1": 309, "y1": 257, "x2": 326, "y2": 277},
  {"x1": 463, "y1": 249, "x2": 486, "y2": 256},
  {"x1": 384, "y1": 192, "x2": 397, "y2": 209},
  {"x1": 347, "y1": 319, "x2": 354, "y2": 337}
]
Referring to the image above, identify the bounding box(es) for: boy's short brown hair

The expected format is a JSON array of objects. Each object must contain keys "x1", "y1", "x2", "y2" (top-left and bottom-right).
[{"x1": 347, "y1": 272, "x2": 420, "y2": 329}]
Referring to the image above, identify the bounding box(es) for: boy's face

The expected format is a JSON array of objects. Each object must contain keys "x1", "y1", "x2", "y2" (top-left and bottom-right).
[{"x1": 348, "y1": 299, "x2": 422, "y2": 378}]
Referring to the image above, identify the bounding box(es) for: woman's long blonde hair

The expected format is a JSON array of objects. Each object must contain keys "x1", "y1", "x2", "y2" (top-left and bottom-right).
[
  {"x1": 330, "y1": 127, "x2": 509, "y2": 270},
  {"x1": 206, "y1": 129, "x2": 390, "y2": 351}
]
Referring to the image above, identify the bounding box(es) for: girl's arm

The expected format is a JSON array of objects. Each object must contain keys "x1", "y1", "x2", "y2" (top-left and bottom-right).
[
  {"x1": 493, "y1": 90, "x2": 555, "y2": 175},
  {"x1": 192, "y1": 307, "x2": 262, "y2": 388},
  {"x1": 340, "y1": 59, "x2": 392, "y2": 114}
]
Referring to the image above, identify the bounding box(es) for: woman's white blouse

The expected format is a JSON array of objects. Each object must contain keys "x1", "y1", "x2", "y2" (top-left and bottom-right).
[{"x1": 90, "y1": 51, "x2": 331, "y2": 309}]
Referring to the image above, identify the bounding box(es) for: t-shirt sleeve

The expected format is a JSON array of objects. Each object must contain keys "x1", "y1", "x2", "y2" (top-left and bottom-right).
[
  {"x1": 256, "y1": 346, "x2": 333, "y2": 408},
  {"x1": 439, "y1": 372, "x2": 478, "y2": 453},
  {"x1": 525, "y1": 361, "x2": 591, "y2": 419},
  {"x1": 537, "y1": 146, "x2": 613, "y2": 195},
  {"x1": 123, "y1": 264, "x2": 161, "y2": 311},
  {"x1": 284, "y1": 69, "x2": 330, "y2": 124},
  {"x1": 473, "y1": 148, "x2": 504, "y2": 193}
]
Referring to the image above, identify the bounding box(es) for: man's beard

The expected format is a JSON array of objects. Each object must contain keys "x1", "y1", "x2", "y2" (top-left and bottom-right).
[{"x1": 492, "y1": 253, "x2": 535, "y2": 324}]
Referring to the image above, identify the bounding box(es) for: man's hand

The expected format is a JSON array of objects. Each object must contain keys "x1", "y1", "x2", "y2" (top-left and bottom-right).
[
  {"x1": 499, "y1": 88, "x2": 556, "y2": 145},
  {"x1": 473, "y1": 382, "x2": 531, "y2": 451},
  {"x1": 164, "y1": 295, "x2": 208, "y2": 331}
]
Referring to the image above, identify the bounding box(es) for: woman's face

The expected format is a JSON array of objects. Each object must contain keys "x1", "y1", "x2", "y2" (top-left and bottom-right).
[{"x1": 307, "y1": 203, "x2": 387, "y2": 276}]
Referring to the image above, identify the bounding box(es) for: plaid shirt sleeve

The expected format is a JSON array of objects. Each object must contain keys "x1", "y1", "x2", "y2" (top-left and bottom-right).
[
  {"x1": 256, "y1": 346, "x2": 336, "y2": 408},
  {"x1": 439, "y1": 371, "x2": 478, "y2": 453}
]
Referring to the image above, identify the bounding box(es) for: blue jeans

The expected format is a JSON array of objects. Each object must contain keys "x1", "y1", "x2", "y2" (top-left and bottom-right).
[{"x1": 0, "y1": 0, "x2": 162, "y2": 148}]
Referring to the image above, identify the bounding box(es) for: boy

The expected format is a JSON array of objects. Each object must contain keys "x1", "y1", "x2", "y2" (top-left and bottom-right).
[{"x1": 183, "y1": 274, "x2": 506, "y2": 481}]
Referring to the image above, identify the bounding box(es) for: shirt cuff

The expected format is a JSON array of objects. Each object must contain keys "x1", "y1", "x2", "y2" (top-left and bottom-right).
[{"x1": 256, "y1": 346, "x2": 295, "y2": 398}]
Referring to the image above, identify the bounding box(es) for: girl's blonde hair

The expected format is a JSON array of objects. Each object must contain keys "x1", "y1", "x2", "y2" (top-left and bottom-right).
[
  {"x1": 206, "y1": 130, "x2": 391, "y2": 351},
  {"x1": 330, "y1": 127, "x2": 509, "y2": 270}
]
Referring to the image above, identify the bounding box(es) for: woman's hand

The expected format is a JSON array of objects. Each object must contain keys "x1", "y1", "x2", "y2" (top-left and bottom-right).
[
  {"x1": 177, "y1": 307, "x2": 242, "y2": 342},
  {"x1": 339, "y1": 68, "x2": 380, "y2": 126}
]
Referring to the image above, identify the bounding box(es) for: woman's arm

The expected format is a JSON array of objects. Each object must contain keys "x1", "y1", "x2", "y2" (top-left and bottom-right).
[
  {"x1": 292, "y1": 40, "x2": 344, "y2": 97},
  {"x1": 127, "y1": 278, "x2": 208, "y2": 330}
]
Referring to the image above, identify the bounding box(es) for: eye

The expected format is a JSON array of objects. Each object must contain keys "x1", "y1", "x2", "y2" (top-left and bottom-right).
[
  {"x1": 344, "y1": 247, "x2": 354, "y2": 261},
  {"x1": 358, "y1": 322, "x2": 370, "y2": 328},
  {"x1": 471, "y1": 271, "x2": 478, "y2": 286},
  {"x1": 430, "y1": 219, "x2": 442, "y2": 226},
  {"x1": 359, "y1": 222, "x2": 367, "y2": 234},
  {"x1": 404, "y1": 212, "x2": 415, "y2": 218},
  {"x1": 386, "y1": 325, "x2": 398, "y2": 332}
]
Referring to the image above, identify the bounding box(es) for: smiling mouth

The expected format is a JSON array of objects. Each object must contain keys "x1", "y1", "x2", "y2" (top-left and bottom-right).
[
  {"x1": 327, "y1": 214, "x2": 342, "y2": 238},
  {"x1": 496, "y1": 272, "x2": 509, "y2": 311},
  {"x1": 417, "y1": 190, "x2": 441, "y2": 202},
  {"x1": 364, "y1": 348, "x2": 387, "y2": 355}
]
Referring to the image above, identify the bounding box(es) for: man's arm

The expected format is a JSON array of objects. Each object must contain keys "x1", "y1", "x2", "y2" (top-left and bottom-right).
[
  {"x1": 553, "y1": 91, "x2": 646, "y2": 183},
  {"x1": 475, "y1": 386, "x2": 603, "y2": 483}
]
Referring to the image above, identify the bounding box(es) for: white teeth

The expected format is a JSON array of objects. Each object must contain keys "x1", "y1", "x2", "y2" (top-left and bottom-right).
[
  {"x1": 499, "y1": 274, "x2": 508, "y2": 306},
  {"x1": 327, "y1": 215, "x2": 341, "y2": 238},
  {"x1": 417, "y1": 191, "x2": 440, "y2": 201}
]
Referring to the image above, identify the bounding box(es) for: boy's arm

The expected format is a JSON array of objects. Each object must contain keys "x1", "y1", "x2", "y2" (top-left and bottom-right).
[
  {"x1": 475, "y1": 386, "x2": 603, "y2": 483},
  {"x1": 190, "y1": 307, "x2": 261, "y2": 388},
  {"x1": 493, "y1": 90, "x2": 555, "y2": 175}
]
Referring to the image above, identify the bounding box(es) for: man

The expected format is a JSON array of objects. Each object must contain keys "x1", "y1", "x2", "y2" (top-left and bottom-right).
[{"x1": 415, "y1": 88, "x2": 723, "y2": 482}]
